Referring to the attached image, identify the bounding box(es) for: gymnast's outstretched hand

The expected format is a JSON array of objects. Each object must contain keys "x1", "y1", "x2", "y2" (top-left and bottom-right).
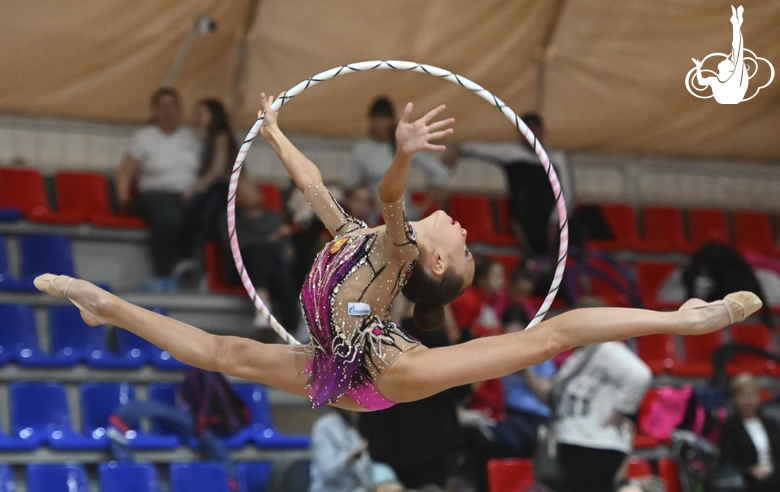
[
  {"x1": 395, "y1": 102, "x2": 454, "y2": 156},
  {"x1": 258, "y1": 92, "x2": 284, "y2": 138}
]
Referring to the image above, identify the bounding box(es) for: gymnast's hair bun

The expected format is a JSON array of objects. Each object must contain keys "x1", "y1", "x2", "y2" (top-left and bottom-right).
[{"x1": 413, "y1": 303, "x2": 444, "y2": 331}]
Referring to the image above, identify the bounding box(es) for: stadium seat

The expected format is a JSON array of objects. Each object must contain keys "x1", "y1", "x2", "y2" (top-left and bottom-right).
[
  {"x1": 115, "y1": 315, "x2": 188, "y2": 370},
  {"x1": 80, "y1": 382, "x2": 136, "y2": 444},
  {"x1": 260, "y1": 182, "x2": 284, "y2": 215},
  {"x1": 727, "y1": 324, "x2": 776, "y2": 376},
  {"x1": 10, "y1": 381, "x2": 96, "y2": 449},
  {"x1": 585, "y1": 258, "x2": 633, "y2": 307},
  {"x1": 636, "y1": 333, "x2": 678, "y2": 375},
  {"x1": 636, "y1": 261, "x2": 680, "y2": 310},
  {"x1": 18, "y1": 234, "x2": 76, "y2": 283},
  {"x1": 0, "y1": 168, "x2": 83, "y2": 224},
  {"x1": 170, "y1": 462, "x2": 230, "y2": 492},
  {"x1": 688, "y1": 208, "x2": 730, "y2": 250},
  {"x1": 448, "y1": 194, "x2": 518, "y2": 246},
  {"x1": 231, "y1": 384, "x2": 311, "y2": 449},
  {"x1": 626, "y1": 457, "x2": 653, "y2": 478},
  {"x1": 0, "y1": 207, "x2": 22, "y2": 222},
  {"x1": 0, "y1": 235, "x2": 32, "y2": 291},
  {"x1": 99, "y1": 462, "x2": 161, "y2": 492},
  {"x1": 56, "y1": 171, "x2": 146, "y2": 228},
  {"x1": 148, "y1": 382, "x2": 182, "y2": 437},
  {"x1": 639, "y1": 205, "x2": 689, "y2": 252},
  {"x1": 0, "y1": 465, "x2": 14, "y2": 492},
  {"x1": 672, "y1": 331, "x2": 725, "y2": 377},
  {"x1": 733, "y1": 210, "x2": 776, "y2": 255},
  {"x1": 658, "y1": 458, "x2": 683, "y2": 492},
  {"x1": 238, "y1": 461, "x2": 274, "y2": 492},
  {"x1": 0, "y1": 303, "x2": 48, "y2": 366},
  {"x1": 486, "y1": 458, "x2": 535, "y2": 492},
  {"x1": 586, "y1": 203, "x2": 640, "y2": 251},
  {"x1": 27, "y1": 464, "x2": 89, "y2": 492},
  {"x1": 204, "y1": 242, "x2": 245, "y2": 295}
]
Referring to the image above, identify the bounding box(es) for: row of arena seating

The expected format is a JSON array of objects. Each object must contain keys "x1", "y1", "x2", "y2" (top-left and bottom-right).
[
  {"x1": 0, "y1": 461, "x2": 282, "y2": 492},
  {"x1": 0, "y1": 304, "x2": 185, "y2": 369},
  {"x1": 0, "y1": 167, "x2": 285, "y2": 228},
  {"x1": 0, "y1": 380, "x2": 309, "y2": 451},
  {"x1": 3, "y1": 167, "x2": 779, "y2": 255},
  {"x1": 448, "y1": 195, "x2": 780, "y2": 254},
  {"x1": 487, "y1": 457, "x2": 683, "y2": 492}
]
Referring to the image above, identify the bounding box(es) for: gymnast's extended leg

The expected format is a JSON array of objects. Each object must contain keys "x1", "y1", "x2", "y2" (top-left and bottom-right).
[
  {"x1": 34, "y1": 274, "x2": 367, "y2": 411},
  {"x1": 377, "y1": 295, "x2": 759, "y2": 403}
]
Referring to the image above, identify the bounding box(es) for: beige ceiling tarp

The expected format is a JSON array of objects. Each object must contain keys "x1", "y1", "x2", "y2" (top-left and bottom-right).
[{"x1": 1, "y1": 0, "x2": 778, "y2": 160}]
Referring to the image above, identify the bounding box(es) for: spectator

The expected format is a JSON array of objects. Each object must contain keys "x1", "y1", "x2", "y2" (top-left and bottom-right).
[
  {"x1": 181, "y1": 99, "x2": 239, "y2": 252},
  {"x1": 531, "y1": 338, "x2": 651, "y2": 492},
  {"x1": 450, "y1": 260, "x2": 508, "y2": 339},
  {"x1": 359, "y1": 304, "x2": 469, "y2": 491},
  {"x1": 115, "y1": 87, "x2": 201, "y2": 291},
  {"x1": 311, "y1": 409, "x2": 403, "y2": 492},
  {"x1": 219, "y1": 174, "x2": 298, "y2": 331},
  {"x1": 343, "y1": 184, "x2": 380, "y2": 227},
  {"x1": 345, "y1": 97, "x2": 456, "y2": 221},
  {"x1": 504, "y1": 267, "x2": 538, "y2": 327},
  {"x1": 460, "y1": 113, "x2": 573, "y2": 257},
  {"x1": 720, "y1": 373, "x2": 780, "y2": 492}
]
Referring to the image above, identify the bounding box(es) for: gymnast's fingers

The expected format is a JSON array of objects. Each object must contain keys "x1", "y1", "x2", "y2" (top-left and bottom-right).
[
  {"x1": 426, "y1": 143, "x2": 447, "y2": 151},
  {"x1": 420, "y1": 104, "x2": 446, "y2": 124},
  {"x1": 428, "y1": 128, "x2": 454, "y2": 141},
  {"x1": 427, "y1": 117, "x2": 455, "y2": 132},
  {"x1": 400, "y1": 102, "x2": 414, "y2": 123}
]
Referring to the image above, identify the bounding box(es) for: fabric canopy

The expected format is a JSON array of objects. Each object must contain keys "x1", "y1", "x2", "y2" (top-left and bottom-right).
[{"x1": 1, "y1": 0, "x2": 778, "y2": 160}]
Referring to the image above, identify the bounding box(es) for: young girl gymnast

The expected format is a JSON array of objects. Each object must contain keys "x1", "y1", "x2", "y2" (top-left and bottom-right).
[{"x1": 35, "y1": 94, "x2": 761, "y2": 412}]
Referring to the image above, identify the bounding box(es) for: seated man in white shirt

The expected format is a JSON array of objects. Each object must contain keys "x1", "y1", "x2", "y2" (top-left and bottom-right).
[
  {"x1": 115, "y1": 87, "x2": 202, "y2": 291},
  {"x1": 345, "y1": 97, "x2": 457, "y2": 221}
]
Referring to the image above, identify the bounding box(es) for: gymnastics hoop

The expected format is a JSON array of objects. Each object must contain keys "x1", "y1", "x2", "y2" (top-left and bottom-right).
[{"x1": 228, "y1": 60, "x2": 569, "y2": 346}]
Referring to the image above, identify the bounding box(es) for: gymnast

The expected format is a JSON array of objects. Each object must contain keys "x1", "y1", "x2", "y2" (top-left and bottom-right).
[{"x1": 35, "y1": 93, "x2": 761, "y2": 412}]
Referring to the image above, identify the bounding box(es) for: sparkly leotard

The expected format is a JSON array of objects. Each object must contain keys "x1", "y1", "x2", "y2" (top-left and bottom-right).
[{"x1": 299, "y1": 183, "x2": 421, "y2": 410}]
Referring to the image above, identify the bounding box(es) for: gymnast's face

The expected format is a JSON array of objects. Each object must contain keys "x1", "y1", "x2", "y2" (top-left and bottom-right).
[{"x1": 418, "y1": 210, "x2": 476, "y2": 286}]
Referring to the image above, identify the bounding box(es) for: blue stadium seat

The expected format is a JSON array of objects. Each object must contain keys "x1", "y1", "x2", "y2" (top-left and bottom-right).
[
  {"x1": 18, "y1": 234, "x2": 76, "y2": 283},
  {"x1": 0, "y1": 208, "x2": 21, "y2": 222},
  {"x1": 0, "y1": 464, "x2": 14, "y2": 492},
  {"x1": 27, "y1": 463, "x2": 88, "y2": 492},
  {"x1": 148, "y1": 382, "x2": 185, "y2": 438},
  {"x1": 116, "y1": 321, "x2": 188, "y2": 370},
  {"x1": 48, "y1": 306, "x2": 143, "y2": 369},
  {"x1": 0, "y1": 428, "x2": 36, "y2": 451},
  {"x1": 238, "y1": 461, "x2": 273, "y2": 492},
  {"x1": 231, "y1": 384, "x2": 310, "y2": 449},
  {"x1": 10, "y1": 381, "x2": 96, "y2": 449},
  {"x1": 99, "y1": 462, "x2": 161, "y2": 492},
  {"x1": 0, "y1": 304, "x2": 47, "y2": 366},
  {"x1": 80, "y1": 382, "x2": 135, "y2": 445},
  {"x1": 170, "y1": 462, "x2": 230, "y2": 492},
  {"x1": 0, "y1": 235, "x2": 32, "y2": 291}
]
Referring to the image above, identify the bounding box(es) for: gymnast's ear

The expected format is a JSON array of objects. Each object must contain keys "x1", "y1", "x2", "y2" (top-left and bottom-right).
[{"x1": 429, "y1": 250, "x2": 445, "y2": 277}]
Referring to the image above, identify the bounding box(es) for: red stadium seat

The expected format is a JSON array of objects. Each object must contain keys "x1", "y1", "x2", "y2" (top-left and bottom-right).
[
  {"x1": 672, "y1": 331, "x2": 724, "y2": 377},
  {"x1": 0, "y1": 168, "x2": 82, "y2": 224},
  {"x1": 658, "y1": 458, "x2": 683, "y2": 492},
  {"x1": 636, "y1": 333, "x2": 678, "y2": 375},
  {"x1": 259, "y1": 182, "x2": 284, "y2": 216},
  {"x1": 486, "y1": 458, "x2": 535, "y2": 492},
  {"x1": 56, "y1": 171, "x2": 146, "y2": 228},
  {"x1": 733, "y1": 211, "x2": 776, "y2": 255},
  {"x1": 688, "y1": 208, "x2": 730, "y2": 250},
  {"x1": 627, "y1": 457, "x2": 653, "y2": 478},
  {"x1": 636, "y1": 261, "x2": 680, "y2": 310},
  {"x1": 586, "y1": 258, "x2": 632, "y2": 307},
  {"x1": 586, "y1": 203, "x2": 640, "y2": 251},
  {"x1": 633, "y1": 434, "x2": 663, "y2": 449},
  {"x1": 204, "y1": 242, "x2": 245, "y2": 296},
  {"x1": 410, "y1": 190, "x2": 441, "y2": 218},
  {"x1": 727, "y1": 324, "x2": 776, "y2": 376},
  {"x1": 639, "y1": 206, "x2": 689, "y2": 253},
  {"x1": 448, "y1": 194, "x2": 517, "y2": 246}
]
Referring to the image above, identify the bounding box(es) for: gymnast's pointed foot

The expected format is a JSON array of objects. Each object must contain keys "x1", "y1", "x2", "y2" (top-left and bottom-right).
[
  {"x1": 677, "y1": 291, "x2": 761, "y2": 335},
  {"x1": 34, "y1": 274, "x2": 106, "y2": 326}
]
